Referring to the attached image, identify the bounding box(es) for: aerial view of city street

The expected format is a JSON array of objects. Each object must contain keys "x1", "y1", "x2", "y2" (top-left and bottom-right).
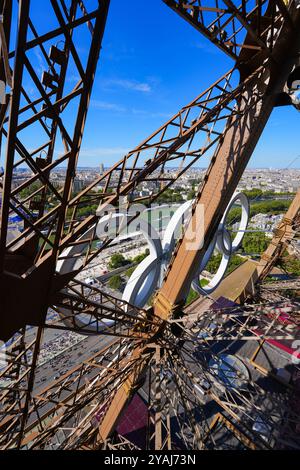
[{"x1": 0, "y1": 0, "x2": 300, "y2": 457}]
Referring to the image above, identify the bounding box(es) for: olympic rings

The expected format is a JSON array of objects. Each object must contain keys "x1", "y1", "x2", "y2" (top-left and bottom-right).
[
  {"x1": 192, "y1": 192, "x2": 249, "y2": 295},
  {"x1": 123, "y1": 200, "x2": 193, "y2": 308},
  {"x1": 56, "y1": 192, "x2": 249, "y2": 328},
  {"x1": 217, "y1": 192, "x2": 249, "y2": 254}
]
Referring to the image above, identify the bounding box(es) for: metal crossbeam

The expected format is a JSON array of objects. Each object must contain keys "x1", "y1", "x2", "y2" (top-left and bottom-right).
[
  {"x1": 1, "y1": 0, "x2": 300, "y2": 452},
  {"x1": 163, "y1": 0, "x2": 292, "y2": 64},
  {"x1": 0, "y1": 0, "x2": 111, "y2": 341}
]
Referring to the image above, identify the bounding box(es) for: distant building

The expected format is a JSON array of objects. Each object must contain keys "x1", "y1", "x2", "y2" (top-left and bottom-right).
[
  {"x1": 99, "y1": 163, "x2": 105, "y2": 175},
  {"x1": 73, "y1": 178, "x2": 87, "y2": 193}
]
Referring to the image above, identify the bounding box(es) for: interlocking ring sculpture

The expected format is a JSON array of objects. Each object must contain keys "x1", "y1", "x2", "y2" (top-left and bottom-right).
[
  {"x1": 57, "y1": 192, "x2": 249, "y2": 329},
  {"x1": 122, "y1": 192, "x2": 249, "y2": 305},
  {"x1": 192, "y1": 192, "x2": 249, "y2": 295}
]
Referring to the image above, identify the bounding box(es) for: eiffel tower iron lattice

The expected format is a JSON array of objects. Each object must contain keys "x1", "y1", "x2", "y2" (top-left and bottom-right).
[{"x1": 0, "y1": 0, "x2": 300, "y2": 450}]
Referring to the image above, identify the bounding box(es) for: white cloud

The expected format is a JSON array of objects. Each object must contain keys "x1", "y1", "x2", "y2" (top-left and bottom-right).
[
  {"x1": 79, "y1": 147, "x2": 129, "y2": 158},
  {"x1": 90, "y1": 101, "x2": 173, "y2": 119},
  {"x1": 67, "y1": 74, "x2": 80, "y2": 83},
  {"x1": 90, "y1": 100, "x2": 126, "y2": 112},
  {"x1": 193, "y1": 42, "x2": 220, "y2": 55},
  {"x1": 131, "y1": 108, "x2": 172, "y2": 119},
  {"x1": 102, "y1": 78, "x2": 152, "y2": 93},
  {"x1": 34, "y1": 49, "x2": 45, "y2": 76}
]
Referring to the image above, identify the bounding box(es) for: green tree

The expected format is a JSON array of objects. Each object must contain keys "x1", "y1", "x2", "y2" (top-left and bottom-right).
[
  {"x1": 20, "y1": 181, "x2": 43, "y2": 200},
  {"x1": 125, "y1": 250, "x2": 150, "y2": 277},
  {"x1": 76, "y1": 204, "x2": 98, "y2": 219},
  {"x1": 227, "y1": 254, "x2": 245, "y2": 273},
  {"x1": 280, "y1": 256, "x2": 300, "y2": 276},
  {"x1": 243, "y1": 188, "x2": 263, "y2": 200},
  {"x1": 132, "y1": 249, "x2": 150, "y2": 264},
  {"x1": 125, "y1": 266, "x2": 136, "y2": 278},
  {"x1": 186, "y1": 279, "x2": 209, "y2": 305},
  {"x1": 108, "y1": 275, "x2": 122, "y2": 291},
  {"x1": 156, "y1": 188, "x2": 184, "y2": 204},
  {"x1": 186, "y1": 289, "x2": 200, "y2": 305},
  {"x1": 226, "y1": 207, "x2": 242, "y2": 225},
  {"x1": 187, "y1": 189, "x2": 196, "y2": 200},
  {"x1": 242, "y1": 232, "x2": 269, "y2": 254},
  {"x1": 250, "y1": 199, "x2": 290, "y2": 216},
  {"x1": 205, "y1": 253, "x2": 244, "y2": 274},
  {"x1": 109, "y1": 253, "x2": 130, "y2": 270}
]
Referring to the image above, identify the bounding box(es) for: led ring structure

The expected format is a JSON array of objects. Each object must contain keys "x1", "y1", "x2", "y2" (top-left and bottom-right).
[
  {"x1": 57, "y1": 192, "x2": 249, "y2": 329},
  {"x1": 124, "y1": 192, "x2": 249, "y2": 304},
  {"x1": 192, "y1": 192, "x2": 249, "y2": 295},
  {"x1": 123, "y1": 200, "x2": 193, "y2": 308},
  {"x1": 102, "y1": 213, "x2": 163, "y2": 311}
]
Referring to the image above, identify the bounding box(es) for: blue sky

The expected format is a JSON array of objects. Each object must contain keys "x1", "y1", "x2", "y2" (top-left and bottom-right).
[{"x1": 18, "y1": 0, "x2": 300, "y2": 169}]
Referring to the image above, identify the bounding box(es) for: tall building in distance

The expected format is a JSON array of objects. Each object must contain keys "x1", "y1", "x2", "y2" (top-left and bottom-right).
[{"x1": 99, "y1": 163, "x2": 105, "y2": 175}]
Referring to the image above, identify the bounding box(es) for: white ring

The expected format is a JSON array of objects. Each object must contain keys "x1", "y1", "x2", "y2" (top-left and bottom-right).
[
  {"x1": 192, "y1": 192, "x2": 249, "y2": 295},
  {"x1": 123, "y1": 201, "x2": 193, "y2": 307},
  {"x1": 56, "y1": 224, "x2": 114, "y2": 333},
  {"x1": 56, "y1": 192, "x2": 250, "y2": 326},
  {"x1": 192, "y1": 229, "x2": 232, "y2": 295},
  {"x1": 218, "y1": 192, "x2": 249, "y2": 253},
  {"x1": 118, "y1": 214, "x2": 162, "y2": 310}
]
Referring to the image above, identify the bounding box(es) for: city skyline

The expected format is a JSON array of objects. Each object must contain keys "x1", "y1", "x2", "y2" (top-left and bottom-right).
[{"x1": 6, "y1": 0, "x2": 299, "y2": 170}]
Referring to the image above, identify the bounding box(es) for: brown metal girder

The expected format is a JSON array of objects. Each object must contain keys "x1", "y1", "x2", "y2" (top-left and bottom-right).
[
  {"x1": 51, "y1": 0, "x2": 85, "y2": 80},
  {"x1": 1, "y1": 0, "x2": 298, "y2": 448},
  {"x1": 257, "y1": 188, "x2": 300, "y2": 280},
  {"x1": 36, "y1": 68, "x2": 236, "y2": 215},
  {"x1": 163, "y1": 0, "x2": 239, "y2": 60},
  {"x1": 78, "y1": 0, "x2": 94, "y2": 35},
  {"x1": 32, "y1": 338, "x2": 121, "y2": 397},
  {"x1": 155, "y1": 37, "x2": 300, "y2": 313},
  {"x1": 36, "y1": 2, "x2": 79, "y2": 224},
  {"x1": 9, "y1": 150, "x2": 72, "y2": 200},
  {"x1": 0, "y1": 10, "x2": 12, "y2": 150},
  {"x1": 223, "y1": 0, "x2": 273, "y2": 56},
  {"x1": 27, "y1": 344, "x2": 144, "y2": 449},
  {"x1": 51, "y1": 0, "x2": 110, "y2": 262},
  {"x1": 15, "y1": 85, "x2": 82, "y2": 134},
  {"x1": 96, "y1": 9, "x2": 300, "y2": 443},
  {"x1": 0, "y1": 0, "x2": 111, "y2": 340},
  {"x1": 50, "y1": 292, "x2": 155, "y2": 338},
  {"x1": 0, "y1": 4, "x2": 99, "y2": 239},
  {"x1": 27, "y1": 18, "x2": 57, "y2": 78},
  {"x1": 0, "y1": 68, "x2": 253, "y2": 338},
  {"x1": 98, "y1": 346, "x2": 151, "y2": 442},
  {"x1": 7, "y1": 9, "x2": 99, "y2": 59},
  {"x1": 13, "y1": 89, "x2": 53, "y2": 125},
  {"x1": 0, "y1": 256, "x2": 54, "y2": 342},
  {"x1": 170, "y1": 348, "x2": 277, "y2": 450},
  {"x1": 0, "y1": 1, "x2": 13, "y2": 90},
  {"x1": 18, "y1": 87, "x2": 54, "y2": 137},
  {"x1": 20, "y1": 141, "x2": 214, "y2": 266},
  {"x1": 0, "y1": 0, "x2": 30, "y2": 272},
  {"x1": 23, "y1": 55, "x2": 74, "y2": 150},
  {"x1": 1, "y1": 339, "x2": 122, "y2": 448},
  {"x1": 163, "y1": 0, "x2": 276, "y2": 63},
  {"x1": 15, "y1": 327, "x2": 43, "y2": 449},
  {"x1": 33, "y1": 70, "x2": 253, "y2": 268},
  {"x1": 204, "y1": 412, "x2": 257, "y2": 449},
  {"x1": 157, "y1": 96, "x2": 273, "y2": 305},
  {"x1": 1, "y1": 130, "x2": 64, "y2": 202},
  {"x1": 164, "y1": 0, "x2": 294, "y2": 80},
  {"x1": 275, "y1": 0, "x2": 295, "y2": 29}
]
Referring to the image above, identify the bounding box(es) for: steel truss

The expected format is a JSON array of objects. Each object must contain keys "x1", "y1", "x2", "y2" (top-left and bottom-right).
[
  {"x1": 259, "y1": 278, "x2": 300, "y2": 291},
  {"x1": 163, "y1": 1, "x2": 293, "y2": 63},
  {"x1": 0, "y1": 0, "x2": 110, "y2": 340},
  {"x1": 1, "y1": 294, "x2": 299, "y2": 449}
]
